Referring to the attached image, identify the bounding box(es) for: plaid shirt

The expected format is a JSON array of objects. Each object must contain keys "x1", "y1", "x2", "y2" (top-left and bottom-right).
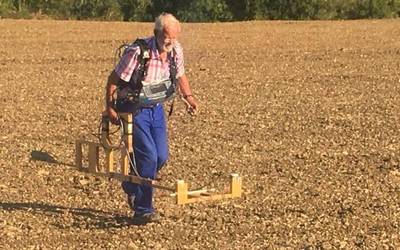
[{"x1": 115, "y1": 36, "x2": 185, "y2": 83}]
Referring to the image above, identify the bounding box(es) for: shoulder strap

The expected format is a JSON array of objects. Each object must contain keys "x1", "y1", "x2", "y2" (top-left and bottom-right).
[
  {"x1": 166, "y1": 48, "x2": 179, "y2": 117},
  {"x1": 133, "y1": 38, "x2": 150, "y2": 75},
  {"x1": 127, "y1": 38, "x2": 151, "y2": 93},
  {"x1": 168, "y1": 48, "x2": 178, "y2": 83},
  {"x1": 133, "y1": 38, "x2": 150, "y2": 63}
]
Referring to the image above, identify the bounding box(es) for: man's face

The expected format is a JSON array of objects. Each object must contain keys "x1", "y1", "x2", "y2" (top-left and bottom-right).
[{"x1": 156, "y1": 26, "x2": 179, "y2": 53}]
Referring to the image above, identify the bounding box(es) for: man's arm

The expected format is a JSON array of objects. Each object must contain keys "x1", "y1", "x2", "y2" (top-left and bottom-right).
[
  {"x1": 105, "y1": 70, "x2": 120, "y2": 124},
  {"x1": 178, "y1": 74, "x2": 198, "y2": 113}
]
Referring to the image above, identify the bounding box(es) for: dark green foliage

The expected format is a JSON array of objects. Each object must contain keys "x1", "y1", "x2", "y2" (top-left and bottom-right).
[
  {"x1": 0, "y1": 0, "x2": 399, "y2": 21},
  {"x1": 346, "y1": 0, "x2": 400, "y2": 19},
  {"x1": 176, "y1": 0, "x2": 233, "y2": 22},
  {"x1": 117, "y1": 0, "x2": 152, "y2": 21}
]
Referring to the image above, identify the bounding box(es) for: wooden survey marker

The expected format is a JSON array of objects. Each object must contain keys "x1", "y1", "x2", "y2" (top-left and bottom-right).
[{"x1": 75, "y1": 113, "x2": 242, "y2": 204}]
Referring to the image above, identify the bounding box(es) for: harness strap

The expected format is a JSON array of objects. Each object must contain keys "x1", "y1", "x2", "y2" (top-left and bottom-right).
[
  {"x1": 128, "y1": 38, "x2": 151, "y2": 95},
  {"x1": 167, "y1": 48, "x2": 178, "y2": 117}
]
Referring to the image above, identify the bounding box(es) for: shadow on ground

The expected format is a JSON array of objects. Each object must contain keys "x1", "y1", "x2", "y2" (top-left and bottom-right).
[
  {"x1": 0, "y1": 202, "x2": 136, "y2": 229},
  {"x1": 30, "y1": 149, "x2": 76, "y2": 168}
]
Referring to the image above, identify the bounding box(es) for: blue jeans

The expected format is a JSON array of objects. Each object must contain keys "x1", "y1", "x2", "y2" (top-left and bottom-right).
[{"x1": 121, "y1": 104, "x2": 168, "y2": 214}]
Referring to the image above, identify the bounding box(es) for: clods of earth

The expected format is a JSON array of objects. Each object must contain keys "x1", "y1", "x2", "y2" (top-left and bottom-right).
[{"x1": 0, "y1": 19, "x2": 399, "y2": 249}]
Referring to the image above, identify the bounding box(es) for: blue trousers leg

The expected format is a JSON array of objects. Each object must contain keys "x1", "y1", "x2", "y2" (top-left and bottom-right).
[{"x1": 121, "y1": 105, "x2": 168, "y2": 214}]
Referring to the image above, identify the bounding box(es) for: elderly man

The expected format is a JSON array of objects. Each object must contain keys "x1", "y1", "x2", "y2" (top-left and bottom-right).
[{"x1": 105, "y1": 13, "x2": 197, "y2": 224}]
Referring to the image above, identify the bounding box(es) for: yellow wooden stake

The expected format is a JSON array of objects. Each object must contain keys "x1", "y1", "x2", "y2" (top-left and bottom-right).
[
  {"x1": 119, "y1": 113, "x2": 133, "y2": 153},
  {"x1": 119, "y1": 113, "x2": 133, "y2": 176},
  {"x1": 88, "y1": 143, "x2": 99, "y2": 173},
  {"x1": 176, "y1": 180, "x2": 188, "y2": 205},
  {"x1": 230, "y1": 173, "x2": 242, "y2": 198},
  {"x1": 105, "y1": 149, "x2": 114, "y2": 173},
  {"x1": 120, "y1": 149, "x2": 129, "y2": 175},
  {"x1": 75, "y1": 140, "x2": 82, "y2": 170}
]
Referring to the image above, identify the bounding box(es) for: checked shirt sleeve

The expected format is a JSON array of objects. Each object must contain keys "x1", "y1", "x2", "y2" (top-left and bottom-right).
[{"x1": 114, "y1": 46, "x2": 140, "y2": 82}]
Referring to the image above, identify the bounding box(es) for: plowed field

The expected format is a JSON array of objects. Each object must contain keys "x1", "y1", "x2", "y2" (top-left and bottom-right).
[{"x1": 1, "y1": 19, "x2": 400, "y2": 249}]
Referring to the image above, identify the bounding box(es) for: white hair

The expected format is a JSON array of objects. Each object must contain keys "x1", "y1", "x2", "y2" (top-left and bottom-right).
[{"x1": 154, "y1": 13, "x2": 181, "y2": 32}]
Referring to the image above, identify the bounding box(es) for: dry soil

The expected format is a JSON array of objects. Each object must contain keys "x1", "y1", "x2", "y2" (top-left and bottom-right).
[{"x1": 0, "y1": 19, "x2": 400, "y2": 249}]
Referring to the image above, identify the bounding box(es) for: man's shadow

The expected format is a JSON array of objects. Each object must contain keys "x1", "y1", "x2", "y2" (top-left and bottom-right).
[
  {"x1": 0, "y1": 202, "x2": 135, "y2": 229},
  {"x1": 21, "y1": 149, "x2": 137, "y2": 228}
]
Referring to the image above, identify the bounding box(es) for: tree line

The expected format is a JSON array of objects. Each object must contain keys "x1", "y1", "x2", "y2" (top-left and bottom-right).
[{"x1": 1, "y1": 0, "x2": 399, "y2": 21}]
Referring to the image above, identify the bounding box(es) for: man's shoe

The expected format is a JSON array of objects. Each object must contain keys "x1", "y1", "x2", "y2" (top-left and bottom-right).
[{"x1": 132, "y1": 212, "x2": 161, "y2": 225}]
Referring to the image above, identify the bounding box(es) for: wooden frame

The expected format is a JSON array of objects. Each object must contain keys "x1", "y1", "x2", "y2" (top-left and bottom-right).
[
  {"x1": 75, "y1": 113, "x2": 242, "y2": 204},
  {"x1": 174, "y1": 174, "x2": 242, "y2": 204}
]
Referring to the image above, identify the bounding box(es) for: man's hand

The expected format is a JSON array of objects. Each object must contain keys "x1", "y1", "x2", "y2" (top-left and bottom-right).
[
  {"x1": 177, "y1": 74, "x2": 198, "y2": 115},
  {"x1": 183, "y1": 95, "x2": 198, "y2": 115},
  {"x1": 107, "y1": 106, "x2": 120, "y2": 125}
]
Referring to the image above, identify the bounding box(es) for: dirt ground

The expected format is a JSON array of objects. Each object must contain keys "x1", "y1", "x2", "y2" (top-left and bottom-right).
[{"x1": 0, "y1": 18, "x2": 399, "y2": 249}]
